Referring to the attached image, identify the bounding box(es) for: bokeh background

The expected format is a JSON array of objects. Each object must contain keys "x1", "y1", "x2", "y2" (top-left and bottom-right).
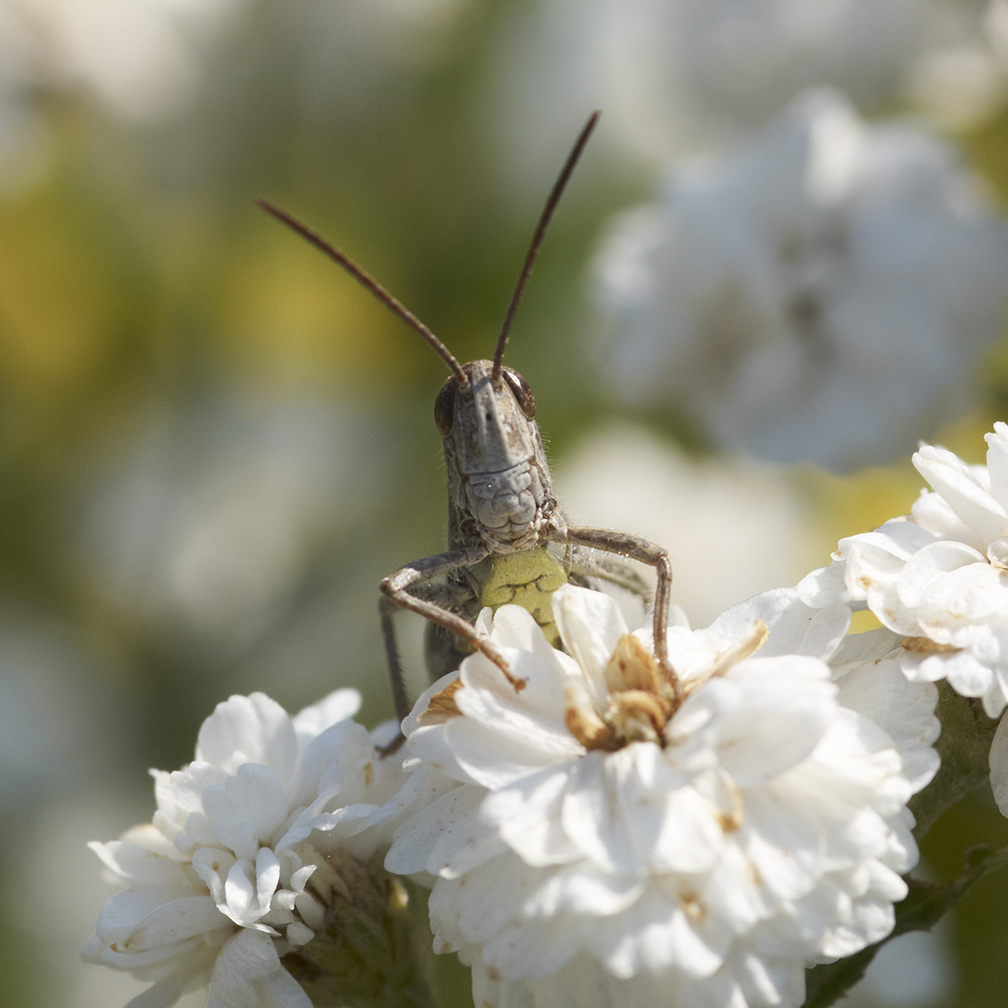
[{"x1": 4, "y1": 1, "x2": 1008, "y2": 1005}]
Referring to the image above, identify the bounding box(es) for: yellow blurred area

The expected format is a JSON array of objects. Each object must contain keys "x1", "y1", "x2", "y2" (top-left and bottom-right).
[
  {"x1": 0, "y1": 195, "x2": 121, "y2": 430},
  {"x1": 215, "y1": 224, "x2": 420, "y2": 391},
  {"x1": 811, "y1": 462, "x2": 923, "y2": 543},
  {"x1": 807, "y1": 407, "x2": 1008, "y2": 550}
]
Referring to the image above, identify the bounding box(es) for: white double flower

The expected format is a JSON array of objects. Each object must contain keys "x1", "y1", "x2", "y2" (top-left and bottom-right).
[
  {"x1": 801, "y1": 421, "x2": 1008, "y2": 813},
  {"x1": 84, "y1": 690, "x2": 431, "y2": 1008},
  {"x1": 387, "y1": 583, "x2": 937, "y2": 1008}
]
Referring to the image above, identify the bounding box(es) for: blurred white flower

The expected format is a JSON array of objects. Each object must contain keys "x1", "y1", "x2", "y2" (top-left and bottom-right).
[
  {"x1": 387, "y1": 584, "x2": 934, "y2": 1008},
  {"x1": 494, "y1": 0, "x2": 945, "y2": 174},
  {"x1": 665, "y1": 0, "x2": 932, "y2": 126},
  {"x1": 83, "y1": 690, "x2": 426, "y2": 1008},
  {"x1": 800, "y1": 422, "x2": 1008, "y2": 719},
  {"x1": 906, "y1": 0, "x2": 1008, "y2": 128},
  {"x1": 1, "y1": 0, "x2": 241, "y2": 122},
  {"x1": 74, "y1": 393, "x2": 389, "y2": 663},
  {"x1": 593, "y1": 89, "x2": 1008, "y2": 470},
  {"x1": 555, "y1": 423, "x2": 821, "y2": 627}
]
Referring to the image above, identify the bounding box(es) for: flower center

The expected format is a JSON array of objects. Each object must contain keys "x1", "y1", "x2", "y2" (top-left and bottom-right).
[
  {"x1": 566, "y1": 634, "x2": 676, "y2": 750},
  {"x1": 566, "y1": 621, "x2": 770, "y2": 752}
]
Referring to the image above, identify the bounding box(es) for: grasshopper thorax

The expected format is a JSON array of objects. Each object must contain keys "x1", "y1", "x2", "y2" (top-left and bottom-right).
[{"x1": 437, "y1": 359, "x2": 562, "y2": 554}]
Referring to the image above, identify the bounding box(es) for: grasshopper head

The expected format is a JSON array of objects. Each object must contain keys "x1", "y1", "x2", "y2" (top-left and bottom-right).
[
  {"x1": 435, "y1": 359, "x2": 533, "y2": 435},
  {"x1": 436, "y1": 359, "x2": 556, "y2": 550}
]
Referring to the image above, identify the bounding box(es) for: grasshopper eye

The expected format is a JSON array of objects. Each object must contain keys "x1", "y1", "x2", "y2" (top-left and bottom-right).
[
  {"x1": 434, "y1": 376, "x2": 458, "y2": 435},
  {"x1": 502, "y1": 366, "x2": 536, "y2": 419}
]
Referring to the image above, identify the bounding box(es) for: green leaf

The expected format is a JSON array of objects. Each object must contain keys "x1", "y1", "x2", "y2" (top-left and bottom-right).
[{"x1": 908, "y1": 682, "x2": 1000, "y2": 837}]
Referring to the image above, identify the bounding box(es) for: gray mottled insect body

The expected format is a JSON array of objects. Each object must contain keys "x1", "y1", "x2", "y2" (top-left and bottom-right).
[
  {"x1": 259, "y1": 113, "x2": 678, "y2": 725},
  {"x1": 425, "y1": 357, "x2": 571, "y2": 674},
  {"x1": 439, "y1": 359, "x2": 564, "y2": 553}
]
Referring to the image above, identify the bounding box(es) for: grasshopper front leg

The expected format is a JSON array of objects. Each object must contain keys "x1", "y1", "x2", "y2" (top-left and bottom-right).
[
  {"x1": 558, "y1": 526, "x2": 680, "y2": 706},
  {"x1": 380, "y1": 545, "x2": 526, "y2": 720},
  {"x1": 378, "y1": 573, "x2": 476, "y2": 721}
]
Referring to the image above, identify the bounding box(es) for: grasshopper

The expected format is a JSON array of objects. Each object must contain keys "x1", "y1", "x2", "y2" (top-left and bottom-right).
[{"x1": 258, "y1": 113, "x2": 677, "y2": 720}]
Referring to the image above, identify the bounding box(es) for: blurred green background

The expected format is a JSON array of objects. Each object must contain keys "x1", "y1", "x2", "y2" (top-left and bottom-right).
[{"x1": 3, "y1": 1, "x2": 1008, "y2": 1006}]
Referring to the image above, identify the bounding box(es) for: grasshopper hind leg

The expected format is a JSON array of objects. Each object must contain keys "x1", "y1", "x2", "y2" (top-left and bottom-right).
[
  {"x1": 379, "y1": 594, "x2": 415, "y2": 724},
  {"x1": 424, "y1": 617, "x2": 477, "y2": 687}
]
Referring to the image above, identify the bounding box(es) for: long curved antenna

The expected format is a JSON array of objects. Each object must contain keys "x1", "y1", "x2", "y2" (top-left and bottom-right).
[
  {"x1": 256, "y1": 197, "x2": 467, "y2": 384},
  {"x1": 491, "y1": 110, "x2": 600, "y2": 381}
]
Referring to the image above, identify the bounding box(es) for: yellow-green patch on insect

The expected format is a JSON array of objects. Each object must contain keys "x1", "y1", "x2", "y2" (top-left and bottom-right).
[{"x1": 258, "y1": 112, "x2": 677, "y2": 723}]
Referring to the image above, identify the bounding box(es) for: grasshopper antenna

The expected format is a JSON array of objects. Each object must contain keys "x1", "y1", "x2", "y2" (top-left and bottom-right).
[
  {"x1": 256, "y1": 197, "x2": 468, "y2": 384},
  {"x1": 491, "y1": 110, "x2": 600, "y2": 382}
]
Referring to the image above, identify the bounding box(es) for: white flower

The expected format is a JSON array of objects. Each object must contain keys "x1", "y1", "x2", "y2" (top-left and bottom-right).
[
  {"x1": 593, "y1": 89, "x2": 1008, "y2": 470},
  {"x1": 907, "y1": 0, "x2": 1008, "y2": 129},
  {"x1": 492, "y1": 0, "x2": 942, "y2": 174},
  {"x1": 0, "y1": 0, "x2": 241, "y2": 123},
  {"x1": 800, "y1": 422, "x2": 1008, "y2": 719},
  {"x1": 387, "y1": 584, "x2": 933, "y2": 1008},
  {"x1": 76, "y1": 393, "x2": 390, "y2": 676},
  {"x1": 83, "y1": 690, "x2": 426, "y2": 1008},
  {"x1": 827, "y1": 628, "x2": 941, "y2": 795}
]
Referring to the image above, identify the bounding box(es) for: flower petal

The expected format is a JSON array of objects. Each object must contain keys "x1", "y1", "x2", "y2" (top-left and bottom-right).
[
  {"x1": 89, "y1": 836, "x2": 191, "y2": 887},
  {"x1": 94, "y1": 886, "x2": 228, "y2": 953},
  {"x1": 199, "y1": 764, "x2": 290, "y2": 860},
  {"x1": 206, "y1": 929, "x2": 312, "y2": 1008},
  {"x1": 291, "y1": 688, "x2": 361, "y2": 742},
  {"x1": 482, "y1": 764, "x2": 581, "y2": 866},
  {"x1": 707, "y1": 588, "x2": 850, "y2": 661},
  {"x1": 915, "y1": 444, "x2": 1008, "y2": 545},
  {"x1": 553, "y1": 585, "x2": 629, "y2": 708},
  {"x1": 439, "y1": 653, "x2": 584, "y2": 790},
  {"x1": 680, "y1": 657, "x2": 835, "y2": 787},
  {"x1": 196, "y1": 693, "x2": 298, "y2": 785},
  {"x1": 385, "y1": 783, "x2": 506, "y2": 878},
  {"x1": 985, "y1": 422, "x2": 1008, "y2": 508}
]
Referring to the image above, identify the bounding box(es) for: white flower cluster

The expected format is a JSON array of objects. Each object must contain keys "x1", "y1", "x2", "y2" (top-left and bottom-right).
[
  {"x1": 593, "y1": 89, "x2": 1008, "y2": 470},
  {"x1": 801, "y1": 421, "x2": 1008, "y2": 814},
  {"x1": 387, "y1": 584, "x2": 938, "y2": 1008},
  {"x1": 85, "y1": 577, "x2": 943, "y2": 1008},
  {"x1": 83, "y1": 690, "x2": 431, "y2": 1008}
]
